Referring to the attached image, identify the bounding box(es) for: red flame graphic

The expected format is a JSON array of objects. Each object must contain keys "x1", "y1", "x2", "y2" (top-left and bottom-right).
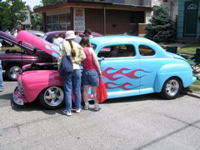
[
  {"x1": 121, "y1": 69, "x2": 148, "y2": 79},
  {"x1": 102, "y1": 67, "x2": 148, "y2": 80},
  {"x1": 102, "y1": 67, "x2": 149, "y2": 90},
  {"x1": 105, "y1": 82, "x2": 139, "y2": 90}
]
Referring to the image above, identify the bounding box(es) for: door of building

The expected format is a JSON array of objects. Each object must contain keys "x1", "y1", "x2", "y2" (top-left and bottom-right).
[{"x1": 183, "y1": 1, "x2": 199, "y2": 37}]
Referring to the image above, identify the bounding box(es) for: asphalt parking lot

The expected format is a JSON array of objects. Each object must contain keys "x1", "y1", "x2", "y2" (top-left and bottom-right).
[{"x1": 1, "y1": 80, "x2": 200, "y2": 149}]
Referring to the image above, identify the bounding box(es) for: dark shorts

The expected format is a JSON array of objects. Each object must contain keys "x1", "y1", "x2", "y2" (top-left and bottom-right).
[{"x1": 82, "y1": 70, "x2": 99, "y2": 86}]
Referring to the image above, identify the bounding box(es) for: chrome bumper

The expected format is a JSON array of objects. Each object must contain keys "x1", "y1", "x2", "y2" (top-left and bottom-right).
[{"x1": 13, "y1": 87, "x2": 24, "y2": 105}]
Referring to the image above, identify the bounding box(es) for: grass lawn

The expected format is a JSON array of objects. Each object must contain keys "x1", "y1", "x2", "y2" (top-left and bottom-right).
[
  {"x1": 178, "y1": 44, "x2": 200, "y2": 93},
  {"x1": 0, "y1": 46, "x2": 21, "y2": 52},
  {"x1": 189, "y1": 74, "x2": 200, "y2": 93},
  {"x1": 178, "y1": 44, "x2": 200, "y2": 54}
]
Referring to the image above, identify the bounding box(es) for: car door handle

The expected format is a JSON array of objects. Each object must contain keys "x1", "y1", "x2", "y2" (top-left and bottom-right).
[{"x1": 98, "y1": 57, "x2": 104, "y2": 61}]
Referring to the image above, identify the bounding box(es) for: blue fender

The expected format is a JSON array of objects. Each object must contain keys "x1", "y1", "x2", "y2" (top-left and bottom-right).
[{"x1": 154, "y1": 63, "x2": 194, "y2": 92}]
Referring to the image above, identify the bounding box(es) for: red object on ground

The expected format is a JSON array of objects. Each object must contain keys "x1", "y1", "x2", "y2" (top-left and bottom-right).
[{"x1": 97, "y1": 77, "x2": 107, "y2": 103}]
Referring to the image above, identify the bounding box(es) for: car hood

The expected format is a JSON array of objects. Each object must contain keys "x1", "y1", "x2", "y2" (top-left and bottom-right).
[
  {"x1": 0, "y1": 31, "x2": 34, "y2": 51},
  {"x1": 16, "y1": 30, "x2": 60, "y2": 58}
]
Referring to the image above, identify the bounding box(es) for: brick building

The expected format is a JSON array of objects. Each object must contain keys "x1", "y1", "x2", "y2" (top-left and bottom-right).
[
  {"x1": 34, "y1": 0, "x2": 177, "y2": 36},
  {"x1": 34, "y1": 0, "x2": 151, "y2": 35}
]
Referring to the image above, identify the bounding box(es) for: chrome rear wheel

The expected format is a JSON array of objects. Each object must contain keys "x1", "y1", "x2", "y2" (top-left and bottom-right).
[{"x1": 6, "y1": 65, "x2": 21, "y2": 81}]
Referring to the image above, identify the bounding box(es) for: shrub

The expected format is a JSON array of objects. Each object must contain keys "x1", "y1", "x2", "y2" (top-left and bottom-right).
[{"x1": 145, "y1": 6, "x2": 176, "y2": 43}]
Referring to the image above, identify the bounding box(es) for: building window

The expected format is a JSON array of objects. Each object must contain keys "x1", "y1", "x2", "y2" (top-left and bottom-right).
[
  {"x1": 130, "y1": 11, "x2": 145, "y2": 23},
  {"x1": 139, "y1": 0, "x2": 143, "y2": 5},
  {"x1": 46, "y1": 13, "x2": 71, "y2": 31}
]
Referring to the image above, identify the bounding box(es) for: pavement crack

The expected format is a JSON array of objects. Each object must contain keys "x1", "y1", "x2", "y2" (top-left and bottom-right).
[
  {"x1": 134, "y1": 119, "x2": 200, "y2": 150},
  {"x1": 162, "y1": 113, "x2": 200, "y2": 130},
  {"x1": 0, "y1": 115, "x2": 58, "y2": 132}
]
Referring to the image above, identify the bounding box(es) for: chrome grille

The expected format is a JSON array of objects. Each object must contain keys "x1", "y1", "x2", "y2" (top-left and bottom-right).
[{"x1": 17, "y1": 81, "x2": 24, "y2": 96}]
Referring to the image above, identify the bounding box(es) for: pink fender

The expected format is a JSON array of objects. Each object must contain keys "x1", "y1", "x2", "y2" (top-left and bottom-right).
[{"x1": 20, "y1": 70, "x2": 63, "y2": 103}]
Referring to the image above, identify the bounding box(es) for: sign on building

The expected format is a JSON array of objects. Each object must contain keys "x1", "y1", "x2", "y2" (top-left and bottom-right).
[{"x1": 73, "y1": 8, "x2": 85, "y2": 31}]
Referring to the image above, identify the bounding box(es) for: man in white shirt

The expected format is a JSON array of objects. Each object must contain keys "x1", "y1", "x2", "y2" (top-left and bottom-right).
[
  {"x1": 84, "y1": 29, "x2": 93, "y2": 39},
  {"x1": 74, "y1": 31, "x2": 82, "y2": 44}
]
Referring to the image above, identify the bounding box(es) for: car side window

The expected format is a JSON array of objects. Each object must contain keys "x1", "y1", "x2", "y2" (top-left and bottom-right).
[
  {"x1": 97, "y1": 44, "x2": 136, "y2": 58},
  {"x1": 139, "y1": 45, "x2": 155, "y2": 56}
]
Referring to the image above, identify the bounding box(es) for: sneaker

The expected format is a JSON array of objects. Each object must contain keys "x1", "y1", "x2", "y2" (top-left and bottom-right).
[
  {"x1": 84, "y1": 102, "x2": 90, "y2": 110},
  {"x1": 62, "y1": 110, "x2": 72, "y2": 116},
  {"x1": 94, "y1": 104, "x2": 101, "y2": 111},
  {"x1": 76, "y1": 108, "x2": 81, "y2": 113}
]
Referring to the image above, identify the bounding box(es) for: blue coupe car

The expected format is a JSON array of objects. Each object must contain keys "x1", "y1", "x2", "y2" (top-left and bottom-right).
[
  {"x1": 90, "y1": 35, "x2": 196, "y2": 100},
  {"x1": 13, "y1": 33, "x2": 197, "y2": 109}
]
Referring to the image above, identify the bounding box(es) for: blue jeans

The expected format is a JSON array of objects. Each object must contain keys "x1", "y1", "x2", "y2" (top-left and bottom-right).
[
  {"x1": 63, "y1": 69, "x2": 81, "y2": 111},
  {"x1": 0, "y1": 60, "x2": 4, "y2": 91}
]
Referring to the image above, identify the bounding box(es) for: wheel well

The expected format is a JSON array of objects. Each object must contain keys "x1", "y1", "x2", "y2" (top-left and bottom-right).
[
  {"x1": 167, "y1": 76, "x2": 183, "y2": 87},
  {"x1": 161, "y1": 76, "x2": 183, "y2": 92},
  {"x1": 5, "y1": 63, "x2": 23, "y2": 70},
  {"x1": 155, "y1": 76, "x2": 183, "y2": 93},
  {"x1": 36, "y1": 86, "x2": 64, "y2": 101}
]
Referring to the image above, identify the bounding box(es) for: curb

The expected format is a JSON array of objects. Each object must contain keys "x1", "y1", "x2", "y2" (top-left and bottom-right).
[
  {"x1": 187, "y1": 92, "x2": 200, "y2": 98},
  {"x1": 182, "y1": 88, "x2": 200, "y2": 98}
]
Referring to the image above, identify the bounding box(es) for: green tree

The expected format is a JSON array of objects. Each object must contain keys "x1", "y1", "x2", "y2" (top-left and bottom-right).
[
  {"x1": 31, "y1": 12, "x2": 43, "y2": 30},
  {"x1": 145, "y1": 6, "x2": 176, "y2": 43},
  {"x1": 0, "y1": 0, "x2": 27, "y2": 30},
  {"x1": 41, "y1": 0, "x2": 63, "y2": 6}
]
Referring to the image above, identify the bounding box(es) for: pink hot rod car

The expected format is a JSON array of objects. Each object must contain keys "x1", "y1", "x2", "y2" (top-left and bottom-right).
[{"x1": 13, "y1": 31, "x2": 101, "y2": 109}]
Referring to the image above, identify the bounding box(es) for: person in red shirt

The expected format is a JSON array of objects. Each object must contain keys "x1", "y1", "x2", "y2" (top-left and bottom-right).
[{"x1": 80, "y1": 37, "x2": 102, "y2": 111}]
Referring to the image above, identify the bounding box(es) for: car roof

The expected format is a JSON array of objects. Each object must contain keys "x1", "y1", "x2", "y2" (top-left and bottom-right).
[
  {"x1": 90, "y1": 35, "x2": 153, "y2": 46},
  {"x1": 43, "y1": 31, "x2": 66, "y2": 37},
  {"x1": 43, "y1": 30, "x2": 103, "y2": 39}
]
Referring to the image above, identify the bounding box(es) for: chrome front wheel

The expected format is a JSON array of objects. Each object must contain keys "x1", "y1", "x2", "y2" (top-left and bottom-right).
[
  {"x1": 39, "y1": 86, "x2": 64, "y2": 109},
  {"x1": 160, "y1": 78, "x2": 182, "y2": 99}
]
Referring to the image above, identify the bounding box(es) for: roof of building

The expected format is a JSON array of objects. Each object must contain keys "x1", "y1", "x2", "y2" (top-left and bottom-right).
[{"x1": 34, "y1": 1, "x2": 152, "y2": 13}]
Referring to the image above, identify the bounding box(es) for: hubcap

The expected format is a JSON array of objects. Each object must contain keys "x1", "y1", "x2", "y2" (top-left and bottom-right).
[
  {"x1": 43, "y1": 87, "x2": 64, "y2": 107},
  {"x1": 165, "y1": 79, "x2": 179, "y2": 97},
  {"x1": 9, "y1": 66, "x2": 21, "y2": 79}
]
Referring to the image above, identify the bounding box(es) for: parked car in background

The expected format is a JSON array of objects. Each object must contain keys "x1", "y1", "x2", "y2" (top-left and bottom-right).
[
  {"x1": 13, "y1": 31, "x2": 197, "y2": 109},
  {"x1": 42, "y1": 31, "x2": 66, "y2": 43},
  {"x1": 0, "y1": 31, "x2": 53, "y2": 81},
  {"x1": 26, "y1": 30, "x2": 45, "y2": 38},
  {"x1": 42, "y1": 30, "x2": 103, "y2": 43},
  {"x1": 0, "y1": 30, "x2": 102, "y2": 81}
]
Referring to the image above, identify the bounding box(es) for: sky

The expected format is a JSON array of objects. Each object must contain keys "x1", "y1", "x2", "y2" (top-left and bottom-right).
[
  {"x1": 1, "y1": 0, "x2": 42, "y2": 10},
  {"x1": 23, "y1": 0, "x2": 42, "y2": 10}
]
